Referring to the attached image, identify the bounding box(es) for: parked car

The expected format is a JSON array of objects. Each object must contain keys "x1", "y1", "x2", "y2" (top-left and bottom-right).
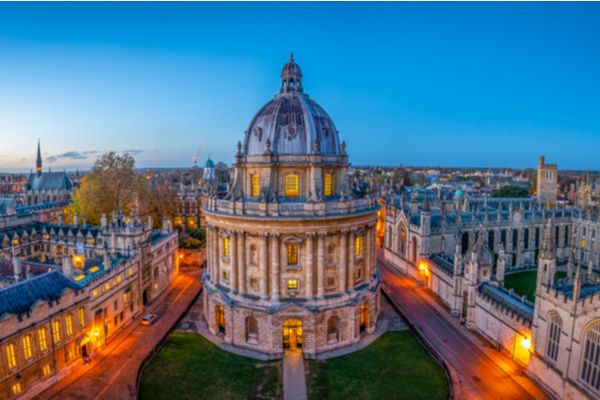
[{"x1": 141, "y1": 313, "x2": 157, "y2": 326}]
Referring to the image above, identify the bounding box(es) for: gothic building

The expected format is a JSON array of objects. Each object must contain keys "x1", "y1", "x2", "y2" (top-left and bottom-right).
[
  {"x1": 24, "y1": 141, "x2": 73, "y2": 206},
  {"x1": 202, "y1": 55, "x2": 380, "y2": 357},
  {"x1": 537, "y1": 155, "x2": 558, "y2": 205},
  {"x1": 384, "y1": 190, "x2": 600, "y2": 399}
]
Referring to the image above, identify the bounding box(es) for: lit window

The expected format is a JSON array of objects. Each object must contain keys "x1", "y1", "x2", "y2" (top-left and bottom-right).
[
  {"x1": 42, "y1": 363, "x2": 53, "y2": 377},
  {"x1": 67, "y1": 347, "x2": 77, "y2": 362},
  {"x1": 251, "y1": 174, "x2": 260, "y2": 197},
  {"x1": 582, "y1": 239, "x2": 587, "y2": 248},
  {"x1": 287, "y1": 243, "x2": 298, "y2": 265},
  {"x1": 52, "y1": 320, "x2": 61, "y2": 343},
  {"x1": 23, "y1": 335, "x2": 33, "y2": 359},
  {"x1": 78, "y1": 307, "x2": 86, "y2": 328},
  {"x1": 6, "y1": 343, "x2": 17, "y2": 368},
  {"x1": 222, "y1": 237, "x2": 229, "y2": 257},
  {"x1": 222, "y1": 270, "x2": 230, "y2": 282},
  {"x1": 287, "y1": 279, "x2": 299, "y2": 290},
  {"x1": 355, "y1": 235, "x2": 364, "y2": 257},
  {"x1": 323, "y1": 173, "x2": 333, "y2": 197},
  {"x1": 285, "y1": 174, "x2": 299, "y2": 198},
  {"x1": 11, "y1": 382, "x2": 22, "y2": 395},
  {"x1": 66, "y1": 314, "x2": 74, "y2": 336},
  {"x1": 355, "y1": 268, "x2": 363, "y2": 280},
  {"x1": 38, "y1": 328, "x2": 48, "y2": 351}
]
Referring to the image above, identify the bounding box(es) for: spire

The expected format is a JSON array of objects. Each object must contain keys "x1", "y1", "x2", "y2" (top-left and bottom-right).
[
  {"x1": 540, "y1": 219, "x2": 555, "y2": 258},
  {"x1": 36, "y1": 139, "x2": 42, "y2": 176}
]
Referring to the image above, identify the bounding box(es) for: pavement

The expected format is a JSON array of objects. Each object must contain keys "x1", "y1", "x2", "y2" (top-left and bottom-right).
[
  {"x1": 283, "y1": 350, "x2": 308, "y2": 400},
  {"x1": 36, "y1": 266, "x2": 202, "y2": 400},
  {"x1": 379, "y1": 255, "x2": 549, "y2": 400}
]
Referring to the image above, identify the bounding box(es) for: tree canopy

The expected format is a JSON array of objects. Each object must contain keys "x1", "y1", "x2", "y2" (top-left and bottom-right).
[{"x1": 492, "y1": 185, "x2": 530, "y2": 198}]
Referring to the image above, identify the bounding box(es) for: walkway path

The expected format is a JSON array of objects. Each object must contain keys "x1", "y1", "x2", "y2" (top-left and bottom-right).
[
  {"x1": 36, "y1": 267, "x2": 202, "y2": 400},
  {"x1": 379, "y1": 255, "x2": 548, "y2": 400},
  {"x1": 283, "y1": 350, "x2": 308, "y2": 400}
]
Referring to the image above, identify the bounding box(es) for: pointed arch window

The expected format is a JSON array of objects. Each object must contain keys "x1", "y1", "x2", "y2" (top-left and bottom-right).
[
  {"x1": 580, "y1": 320, "x2": 600, "y2": 393},
  {"x1": 545, "y1": 313, "x2": 561, "y2": 362}
]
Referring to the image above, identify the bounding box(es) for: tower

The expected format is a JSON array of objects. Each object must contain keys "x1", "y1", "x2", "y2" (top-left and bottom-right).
[{"x1": 36, "y1": 139, "x2": 42, "y2": 176}]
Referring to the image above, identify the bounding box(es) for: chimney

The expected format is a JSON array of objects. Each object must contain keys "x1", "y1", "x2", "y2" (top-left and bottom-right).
[
  {"x1": 162, "y1": 217, "x2": 169, "y2": 233},
  {"x1": 73, "y1": 212, "x2": 79, "y2": 226},
  {"x1": 58, "y1": 214, "x2": 63, "y2": 225},
  {"x1": 100, "y1": 213, "x2": 107, "y2": 228},
  {"x1": 12, "y1": 256, "x2": 22, "y2": 282},
  {"x1": 62, "y1": 256, "x2": 73, "y2": 278}
]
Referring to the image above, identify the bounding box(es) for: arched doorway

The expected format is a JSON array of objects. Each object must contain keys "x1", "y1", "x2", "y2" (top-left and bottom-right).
[
  {"x1": 359, "y1": 303, "x2": 369, "y2": 333},
  {"x1": 215, "y1": 305, "x2": 225, "y2": 334},
  {"x1": 283, "y1": 319, "x2": 303, "y2": 350}
]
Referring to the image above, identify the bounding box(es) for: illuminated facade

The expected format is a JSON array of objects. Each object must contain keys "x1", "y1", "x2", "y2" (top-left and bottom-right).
[
  {"x1": 0, "y1": 212, "x2": 178, "y2": 399},
  {"x1": 202, "y1": 55, "x2": 380, "y2": 357}
]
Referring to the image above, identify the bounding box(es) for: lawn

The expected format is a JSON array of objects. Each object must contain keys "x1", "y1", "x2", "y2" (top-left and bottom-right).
[
  {"x1": 504, "y1": 270, "x2": 566, "y2": 301},
  {"x1": 138, "y1": 332, "x2": 282, "y2": 400},
  {"x1": 305, "y1": 331, "x2": 449, "y2": 400}
]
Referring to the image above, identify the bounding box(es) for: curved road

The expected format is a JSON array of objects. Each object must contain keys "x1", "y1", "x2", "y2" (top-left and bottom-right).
[{"x1": 379, "y1": 256, "x2": 548, "y2": 400}]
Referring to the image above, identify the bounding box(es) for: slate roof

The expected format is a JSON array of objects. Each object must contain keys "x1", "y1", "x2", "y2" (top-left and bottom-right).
[
  {"x1": 0, "y1": 270, "x2": 80, "y2": 319},
  {"x1": 26, "y1": 171, "x2": 73, "y2": 191},
  {"x1": 479, "y1": 282, "x2": 534, "y2": 322},
  {"x1": 0, "y1": 197, "x2": 16, "y2": 215},
  {"x1": 553, "y1": 281, "x2": 600, "y2": 300},
  {"x1": 429, "y1": 253, "x2": 454, "y2": 274}
]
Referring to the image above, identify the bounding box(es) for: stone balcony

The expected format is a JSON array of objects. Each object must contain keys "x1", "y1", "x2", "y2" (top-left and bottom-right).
[{"x1": 204, "y1": 196, "x2": 378, "y2": 218}]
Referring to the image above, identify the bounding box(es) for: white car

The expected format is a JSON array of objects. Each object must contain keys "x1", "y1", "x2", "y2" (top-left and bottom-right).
[{"x1": 141, "y1": 313, "x2": 157, "y2": 326}]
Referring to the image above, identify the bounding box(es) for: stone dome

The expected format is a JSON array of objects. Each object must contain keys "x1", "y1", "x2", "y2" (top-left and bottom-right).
[{"x1": 243, "y1": 54, "x2": 341, "y2": 156}]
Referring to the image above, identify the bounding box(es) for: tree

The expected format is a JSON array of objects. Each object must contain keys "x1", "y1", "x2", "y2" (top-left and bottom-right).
[
  {"x1": 492, "y1": 185, "x2": 530, "y2": 198},
  {"x1": 67, "y1": 152, "x2": 148, "y2": 225},
  {"x1": 145, "y1": 177, "x2": 179, "y2": 229}
]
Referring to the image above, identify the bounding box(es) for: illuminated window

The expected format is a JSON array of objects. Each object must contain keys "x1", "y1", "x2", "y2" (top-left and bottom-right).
[
  {"x1": 222, "y1": 237, "x2": 229, "y2": 257},
  {"x1": 23, "y1": 335, "x2": 33, "y2": 359},
  {"x1": 251, "y1": 174, "x2": 260, "y2": 197},
  {"x1": 11, "y1": 382, "x2": 22, "y2": 395},
  {"x1": 287, "y1": 279, "x2": 299, "y2": 290},
  {"x1": 6, "y1": 343, "x2": 17, "y2": 368},
  {"x1": 66, "y1": 314, "x2": 74, "y2": 336},
  {"x1": 323, "y1": 173, "x2": 333, "y2": 197},
  {"x1": 285, "y1": 174, "x2": 299, "y2": 198},
  {"x1": 42, "y1": 363, "x2": 53, "y2": 377},
  {"x1": 67, "y1": 347, "x2": 77, "y2": 362},
  {"x1": 222, "y1": 270, "x2": 230, "y2": 282},
  {"x1": 79, "y1": 307, "x2": 86, "y2": 328},
  {"x1": 287, "y1": 243, "x2": 298, "y2": 265},
  {"x1": 355, "y1": 235, "x2": 364, "y2": 257},
  {"x1": 52, "y1": 320, "x2": 61, "y2": 343},
  {"x1": 355, "y1": 268, "x2": 363, "y2": 280},
  {"x1": 38, "y1": 328, "x2": 48, "y2": 351},
  {"x1": 582, "y1": 239, "x2": 587, "y2": 249}
]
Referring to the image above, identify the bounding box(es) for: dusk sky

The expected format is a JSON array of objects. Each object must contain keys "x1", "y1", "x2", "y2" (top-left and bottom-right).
[{"x1": 1, "y1": 2, "x2": 599, "y2": 172}]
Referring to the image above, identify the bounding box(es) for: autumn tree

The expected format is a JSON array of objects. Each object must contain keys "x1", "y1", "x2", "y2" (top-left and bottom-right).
[
  {"x1": 144, "y1": 176, "x2": 179, "y2": 229},
  {"x1": 67, "y1": 152, "x2": 148, "y2": 225}
]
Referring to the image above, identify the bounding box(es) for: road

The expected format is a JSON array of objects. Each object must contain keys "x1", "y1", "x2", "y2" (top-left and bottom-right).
[
  {"x1": 37, "y1": 267, "x2": 202, "y2": 400},
  {"x1": 379, "y1": 256, "x2": 548, "y2": 400}
]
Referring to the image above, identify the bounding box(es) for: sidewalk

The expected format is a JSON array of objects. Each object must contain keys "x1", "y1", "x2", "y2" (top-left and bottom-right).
[
  {"x1": 36, "y1": 268, "x2": 202, "y2": 400},
  {"x1": 283, "y1": 350, "x2": 308, "y2": 400}
]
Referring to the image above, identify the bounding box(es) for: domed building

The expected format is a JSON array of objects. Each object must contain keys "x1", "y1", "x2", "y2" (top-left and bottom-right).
[{"x1": 202, "y1": 55, "x2": 381, "y2": 357}]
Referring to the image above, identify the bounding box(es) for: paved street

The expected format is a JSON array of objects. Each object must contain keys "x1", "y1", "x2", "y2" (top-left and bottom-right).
[
  {"x1": 36, "y1": 267, "x2": 202, "y2": 400},
  {"x1": 379, "y1": 256, "x2": 548, "y2": 400}
]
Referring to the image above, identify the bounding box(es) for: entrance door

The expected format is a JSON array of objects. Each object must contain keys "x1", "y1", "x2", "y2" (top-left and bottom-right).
[
  {"x1": 283, "y1": 319, "x2": 303, "y2": 350},
  {"x1": 359, "y1": 303, "x2": 369, "y2": 332}
]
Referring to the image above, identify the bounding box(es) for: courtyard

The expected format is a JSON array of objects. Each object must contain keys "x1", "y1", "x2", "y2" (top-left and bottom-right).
[{"x1": 504, "y1": 270, "x2": 567, "y2": 300}]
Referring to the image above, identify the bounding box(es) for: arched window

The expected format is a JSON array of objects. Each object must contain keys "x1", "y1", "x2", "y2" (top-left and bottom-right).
[
  {"x1": 222, "y1": 237, "x2": 229, "y2": 258},
  {"x1": 412, "y1": 237, "x2": 418, "y2": 262},
  {"x1": 580, "y1": 320, "x2": 600, "y2": 393},
  {"x1": 327, "y1": 316, "x2": 340, "y2": 343},
  {"x1": 245, "y1": 316, "x2": 258, "y2": 344},
  {"x1": 251, "y1": 174, "x2": 260, "y2": 197},
  {"x1": 285, "y1": 173, "x2": 299, "y2": 198},
  {"x1": 461, "y1": 232, "x2": 469, "y2": 255},
  {"x1": 400, "y1": 225, "x2": 407, "y2": 255},
  {"x1": 215, "y1": 305, "x2": 225, "y2": 334},
  {"x1": 545, "y1": 313, "x2": 562, "y2": 362},
  {"x1": 323, "y1": 173, "x2": 333, "y2": 197}
]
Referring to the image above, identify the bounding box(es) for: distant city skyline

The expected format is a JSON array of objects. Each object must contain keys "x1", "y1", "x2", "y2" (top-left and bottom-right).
[{"x1": 1, "y1": 2, "x2": 600, "y2": 172}]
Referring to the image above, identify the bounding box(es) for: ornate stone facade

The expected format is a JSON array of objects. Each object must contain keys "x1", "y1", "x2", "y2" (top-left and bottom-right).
[{"x1": 202, "y1": 55, "x2": 380, "y2": 357}]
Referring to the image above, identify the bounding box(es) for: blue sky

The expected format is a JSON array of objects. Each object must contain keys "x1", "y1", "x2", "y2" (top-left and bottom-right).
[{"x1": 1, "y1": 2, "x2": 599, "y2": 171}]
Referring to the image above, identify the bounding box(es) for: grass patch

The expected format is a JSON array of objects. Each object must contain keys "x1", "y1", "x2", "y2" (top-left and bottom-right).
[
  {"x1": 504, "y1": 270, "x2": 566, "y2": 301},
  {"x1": 305, "y1": 331, "x2": 449, "y2": 400},
  {"x1": 139, "y1": 332, "x2": 281, "y2": 400}
]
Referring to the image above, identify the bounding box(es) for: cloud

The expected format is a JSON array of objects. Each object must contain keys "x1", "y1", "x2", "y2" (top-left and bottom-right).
[
  {"x1": 122, "y1": 149, "x2": 144, "y2": 155},
  {"x1": 47, "y1": 151, "x2": 89, "y2": 162}
]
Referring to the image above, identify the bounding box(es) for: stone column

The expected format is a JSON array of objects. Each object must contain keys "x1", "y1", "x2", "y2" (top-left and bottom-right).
[
  {"x1": 365, "y1": 226, "x2": 373, "y2": 279},
  {"x1": 348, "y1": 231, "x2": 356, "y2": 290},
  {"x1": 339, "y1": 230, "x2": 348, "y2": 292},
  {"x1": 230, "y1": 232, "x2": 237, "y2": 292},
  {"x1": 306, "y1": 234, "x2": 314, "y2": 298},
  {"x1": 271, "y1": 234, "x2": 280, "y2": 301},
  {"x1": 260, "y1": 234, "x2": 269, "y2": 299},
  {"x1": 237, "y1": 232, "x2": 246, "y2": 293},
  {"x1": 317, "y1": 233, "x2": 326, "y2": 297}
]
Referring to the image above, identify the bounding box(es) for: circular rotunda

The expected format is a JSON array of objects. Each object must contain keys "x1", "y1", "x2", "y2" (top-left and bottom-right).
[{"x1": 202, "y1": 54, "x2": 381, "y2": 357}]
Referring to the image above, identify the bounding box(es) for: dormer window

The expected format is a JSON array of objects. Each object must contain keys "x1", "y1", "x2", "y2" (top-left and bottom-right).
[
  {"x1": 285, "y1": 174, "x2": 299, "y2": 198},
  {"x1": 323, "y1": 173, "x2": 333, "y2": 197}
]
